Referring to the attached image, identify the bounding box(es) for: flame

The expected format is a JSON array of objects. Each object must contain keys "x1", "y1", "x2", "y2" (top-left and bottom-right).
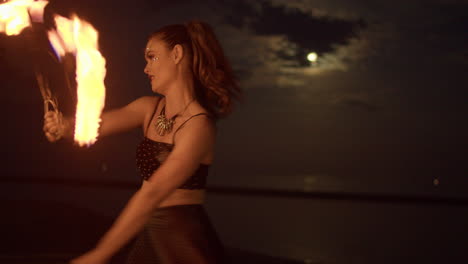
[
  {"x1": 47, "y1": 30, "x2": 65, "y2": 59},
  {"x1": 47, "y1": 15, "x2": 75, "y2": 61},
  {"x1": 54, "y1": 15, "x2": 77, "y2": 53},
  {"x1": 52, "y1": 14, "x2": 106, "y2": 146},
  {"x1": 0, "y1": 0, "x2": 48, "y2": 36},
  {"x1": 0, "y1": 1, "x2": 106, "y2": 147}
]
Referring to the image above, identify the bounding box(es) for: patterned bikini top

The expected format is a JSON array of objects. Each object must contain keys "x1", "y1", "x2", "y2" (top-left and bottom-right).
[{"x1": 136, "y1": 99, "x2": 211, "y2": 189}]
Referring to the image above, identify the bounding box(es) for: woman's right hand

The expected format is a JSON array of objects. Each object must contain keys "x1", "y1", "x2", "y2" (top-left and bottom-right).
[{"x1": 43, "y1": 111, "x2": 69, "y2": 142}]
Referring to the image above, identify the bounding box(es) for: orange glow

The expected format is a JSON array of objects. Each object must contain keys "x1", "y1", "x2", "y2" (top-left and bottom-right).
[
  {"x1": 0, "y1": 0, "x2": 33, "y2": 36},
  {"x1": 54, "y1": 15, "x2": 77, "y2": 53},
  {"x1": 0, "y1": 0, "x2": 48, "y2": 35},
  {"x1": 52, "y1": 14, "x2": 106, "y2": 146},
  {"x1": 47, "y1": 30, "x2": 65, "y2": 58},
  {"x1": 0, "y1": 1, "x2": 105, "y2": 146}
]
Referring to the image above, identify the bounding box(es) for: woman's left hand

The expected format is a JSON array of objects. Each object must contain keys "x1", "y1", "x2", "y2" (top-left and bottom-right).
[{"x1": 69, "y1": 249, "x2": 110, "y2": 264}]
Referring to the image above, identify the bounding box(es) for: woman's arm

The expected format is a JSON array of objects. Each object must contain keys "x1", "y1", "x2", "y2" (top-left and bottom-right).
[
  {"x1": 44, "y1": 96, "x2": 158, "y2": 142},
  {"x1": 98, "y1": 96, "x2": 157, "y2": 137},
  {"x1": 75, "y1": 115, "x2": 215, "y2": 261}
]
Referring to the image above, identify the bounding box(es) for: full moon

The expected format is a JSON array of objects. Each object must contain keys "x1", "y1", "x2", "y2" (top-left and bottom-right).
[{"x1": 307, "y1": 52, "x2": 318, "y2": 62}]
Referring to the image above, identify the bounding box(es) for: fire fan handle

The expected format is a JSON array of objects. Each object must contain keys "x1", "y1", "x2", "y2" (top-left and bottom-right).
[{"x1": 36, "y1": 72, "x2": 64, "y2": 140}]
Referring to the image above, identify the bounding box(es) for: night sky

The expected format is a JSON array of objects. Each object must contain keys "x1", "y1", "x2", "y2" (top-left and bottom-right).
[
  {"x1": 1, "y1": 0, "x2": 468, "y2": 262},
  {"x1": 1, "y1": 0, "x2": 467, "y2": 197}
]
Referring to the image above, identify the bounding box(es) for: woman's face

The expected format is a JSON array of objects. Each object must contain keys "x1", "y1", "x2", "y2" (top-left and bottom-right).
[{"x1": 144, "y1": 37, "x2": 174, "y2": 94}]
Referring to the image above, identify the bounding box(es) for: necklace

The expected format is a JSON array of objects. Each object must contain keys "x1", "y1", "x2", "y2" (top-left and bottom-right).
[{"x1": 155, "y1": 99, "x2": 194, "y2": 136}]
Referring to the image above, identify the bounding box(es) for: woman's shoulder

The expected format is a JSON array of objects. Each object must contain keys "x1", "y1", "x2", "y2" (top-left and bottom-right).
[
  {"x1": 177, "y1": 109, "x2": 216, "y2": 138},
  {"x1": 173, "y1": 113, "x2": 216, "y2": 149},
  {"x1": 185, "y1": 104, "x2": 215, "y2": 125}
]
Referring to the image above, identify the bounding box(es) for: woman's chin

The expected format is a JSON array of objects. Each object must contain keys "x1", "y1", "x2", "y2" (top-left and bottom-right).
[
  {"x1": 152, "y1": 87, "x2": 165, "y2": 95},
  {"x1": 151, "y1": 83, "x2": 167, "y2": 94},
  {"x1": 151, "y1": 84, "x2": 158, "y2": 93}
]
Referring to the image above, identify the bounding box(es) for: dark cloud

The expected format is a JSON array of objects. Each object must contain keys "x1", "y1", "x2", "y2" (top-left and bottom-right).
[{"x1": 222, "y1": 0, "x2": 365, "y2": 66}]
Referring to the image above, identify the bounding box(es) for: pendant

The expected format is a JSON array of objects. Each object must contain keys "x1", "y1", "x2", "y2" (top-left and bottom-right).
[{"x1": 155, "y1": 114, "x2": 175, "y2": 136}]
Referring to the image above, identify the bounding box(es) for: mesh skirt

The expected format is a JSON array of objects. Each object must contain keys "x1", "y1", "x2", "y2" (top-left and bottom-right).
[{"x1": 125, "y1": 204, "x2": 225, "y2": 264}]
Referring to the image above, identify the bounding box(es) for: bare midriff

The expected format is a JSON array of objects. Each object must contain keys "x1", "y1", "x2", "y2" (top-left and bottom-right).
[{"x1": 142, "y1": 180, "x2": 206, "y2": 208}]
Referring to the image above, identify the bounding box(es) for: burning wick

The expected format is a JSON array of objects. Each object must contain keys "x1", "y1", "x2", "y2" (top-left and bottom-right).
[
  {"x1": 50, "y1": 14, "x2": 106, "y2": 147},
  {"x1": 1, "y1": 1, "x2": 107, "y2": 147},
  {"x1": 0, "y1": 0, "x2": 48, "y2": 35}
]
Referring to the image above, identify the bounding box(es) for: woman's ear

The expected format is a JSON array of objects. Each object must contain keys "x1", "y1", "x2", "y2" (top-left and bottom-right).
[{"x1": 172, "y1": 44, "x2": 184, "y2": 65}]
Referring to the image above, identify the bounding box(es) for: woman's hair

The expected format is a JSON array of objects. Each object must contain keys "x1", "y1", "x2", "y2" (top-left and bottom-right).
[{"x1": 149, "y1": 20, "x2": 242, "y2": 119}]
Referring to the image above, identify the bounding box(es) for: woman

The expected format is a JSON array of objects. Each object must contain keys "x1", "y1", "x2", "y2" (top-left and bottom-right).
[{"x1": 43, "y1": 20, "x2": 241, "y2": 264}]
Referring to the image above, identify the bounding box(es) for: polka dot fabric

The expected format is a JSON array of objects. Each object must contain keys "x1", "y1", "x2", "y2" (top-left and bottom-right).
[{"x1": 136, "y1": 137, "x2": 208, "y2": 189}]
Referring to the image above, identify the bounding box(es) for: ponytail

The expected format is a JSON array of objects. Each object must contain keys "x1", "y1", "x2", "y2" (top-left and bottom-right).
[{"x1": 150, "y1": 21, "x2": 241, "y2": 119}]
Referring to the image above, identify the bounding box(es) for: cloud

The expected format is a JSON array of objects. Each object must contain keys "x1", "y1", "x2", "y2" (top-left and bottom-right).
[
  {"x1": 214, "y1": 0, "x2": 400, "y2": 95},
  {"x1": 222, "y1": 21, "x2": 395, "y2": 96},
  {"x1": 96, "y1": 0, "x2": 464, "y2": 114}
]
